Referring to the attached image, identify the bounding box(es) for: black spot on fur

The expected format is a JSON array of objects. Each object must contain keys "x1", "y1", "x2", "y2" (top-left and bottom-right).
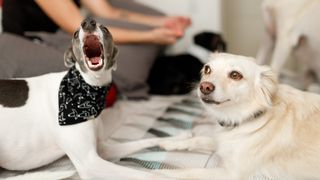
[{"x1": 0, "y1": 80, "x2": 29, "y2": 107}]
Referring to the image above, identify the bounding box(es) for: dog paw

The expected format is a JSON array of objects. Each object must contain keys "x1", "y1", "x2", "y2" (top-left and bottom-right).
[
  {"x1": 157, "y1": 131, "x2": 193, "y2": 151},
  {"x1": 159, "y1": 139, "x2": 190, "y2": 151},
  {"x1": 174, "y1": 131, "x2": 193, "y2": 139}
]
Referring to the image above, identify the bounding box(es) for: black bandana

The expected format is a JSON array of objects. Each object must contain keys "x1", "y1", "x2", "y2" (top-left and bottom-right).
[{"x1": 58, "y1": 66, "x2": 109, "y2": 126}]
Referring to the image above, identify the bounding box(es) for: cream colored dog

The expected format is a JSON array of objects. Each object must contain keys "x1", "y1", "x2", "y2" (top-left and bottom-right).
[
  {"x1": 256, "y1": 0, "x2": 320, "y2": 92},
  {"x1": 155, "y1": 53, "x2": 320, "y2": 179}
]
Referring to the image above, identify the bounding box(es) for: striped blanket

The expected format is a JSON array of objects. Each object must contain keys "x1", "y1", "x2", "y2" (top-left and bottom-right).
[{"x1": 0, "y1": 95, "x2": 269, "y2": 180}]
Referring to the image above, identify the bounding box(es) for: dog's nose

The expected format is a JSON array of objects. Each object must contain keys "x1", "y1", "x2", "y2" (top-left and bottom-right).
[
  {"x1": 81, "y1": 17, "x2": 97, "y2": 32},
  {"x1": 200, "y1": 82, "x2": 215, "y2": 95}
]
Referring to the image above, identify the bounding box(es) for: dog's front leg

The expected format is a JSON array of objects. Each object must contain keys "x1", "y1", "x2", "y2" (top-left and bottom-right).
[
  {"x1": 98, "y1": 131, "x2": 193, "y2": 160},
  {"x1": 155, "y1": 165, "x2": 254, "y2": 180},
  {"x1": 154, "y1": 168, "x2": 235, "y2": 180},
  {"x1": 256, "y1": 4, "x2": 276, "y2": 66},
  {"x1": 158, "y1": 136, "x2": 216, "y2": 153},
  {"x1": 256, "y1": 29, "x2": 275, "y2": 65},
  {"x1": 270, "y1": 32, "x2": 298, "y2": 74},
  {"x1": 55, "y1": 120, "x2": 169, "y2": 180}
]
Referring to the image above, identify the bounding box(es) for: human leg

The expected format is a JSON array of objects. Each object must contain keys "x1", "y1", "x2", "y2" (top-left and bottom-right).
[
  {"x1": 0, "y1": 33, "x2": 67, "y2": 79},
  {"x1": 108, "y1": 0, "x2": 164, "y2": 16}
]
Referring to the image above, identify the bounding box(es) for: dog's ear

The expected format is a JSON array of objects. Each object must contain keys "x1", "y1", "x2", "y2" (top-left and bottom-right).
[
  {"x1": 107, "y1": 45, "x2": 118, "y2": 71},
  {"x1": 255, "y1": 66, "x2": 278, "y2": 107},
  {"x1": 111, "y1": 46, "x2": 118, "y2": 70},
  {"x1": 194, "y1": 32, "x2": 227, "y2": 52},
  {"x1": 64, "y1": 47, "x2": 76, "y2": 68}
]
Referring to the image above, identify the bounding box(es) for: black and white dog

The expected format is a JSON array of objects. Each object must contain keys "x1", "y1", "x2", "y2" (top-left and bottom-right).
[
  {"x1": 0, "y1": 18, "x2": 177, "y2": 179},
  {"x1": 148, "y1": 32, "x2": 227, "y2": 95}
]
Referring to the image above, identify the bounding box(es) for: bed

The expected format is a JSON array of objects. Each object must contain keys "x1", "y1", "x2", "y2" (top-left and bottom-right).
[
  {"x1": 0, "y1": 94, "x2": 269, "y2": 179},
  {"x1": 0, "y1": 94, "x2": 210, "y2": 179}
]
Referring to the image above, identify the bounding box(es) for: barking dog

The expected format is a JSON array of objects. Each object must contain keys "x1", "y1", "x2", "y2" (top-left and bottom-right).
[
  {"x1": 0, "y1": 18, "x2": 171, "y2": 179},
  {"x1": 256, "y1": 0, "x2": 320, "y2": 92},
  {"x1": 153, "y1": 53, "x2": 320, "y2": 179}
]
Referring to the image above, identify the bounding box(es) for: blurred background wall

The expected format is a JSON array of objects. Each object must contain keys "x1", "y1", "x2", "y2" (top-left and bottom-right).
[
  {"x1": 222, "y1": 0, "x2": 264, "y2": 57},
  {"x1": 136, "y1": 0, "x2": 264, "y2": 58},
  {"x1": 136, "y1": 0, "x2": 222, "y2": 55},
  {"x1": 0, "y1": 0, "x2": 265, "y2": 57}
]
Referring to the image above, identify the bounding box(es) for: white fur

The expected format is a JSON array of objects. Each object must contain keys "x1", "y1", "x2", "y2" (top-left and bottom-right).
[
  {"x1": 153, "y1": 53, "x2": 320, "y2": 179},
  {"x1": 0, "y1": 19, "x2": 175, "y2": 179},
  {"x1": 256, "y1": 0, "x2": 320, "y2": 92},
  {"x1": 0, "y1": 70, "x2": 167, "y2": 179},
  {"x1": 5, "y1": 170, "x2": 76, "y2": 180}
]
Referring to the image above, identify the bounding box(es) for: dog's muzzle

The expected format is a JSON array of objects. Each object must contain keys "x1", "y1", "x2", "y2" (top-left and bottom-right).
[
  {"x1": 80, "y1": 18, "x2": 105, "y2": 71},
  {"x1": 199, "y1": 82, "x2": 230, "y2": 105},
  {"x1": 200, "y1": 81, "x2": 215, "y2": 95},
  {"x1": 201, "y1": 96, "x2": 230, "y2": 105},
  {"x1": 81, "y1": 18, "x2": 97, "y2": 33},
  {"x1": 83, "y1": 35, "x2": 104, "y2": 71}
]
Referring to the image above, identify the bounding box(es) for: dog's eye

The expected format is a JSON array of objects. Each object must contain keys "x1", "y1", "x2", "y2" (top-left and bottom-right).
[
  {"x1": 229, "y1": 71, "x2": 243, "y2": 80},
  {"x1": 99, "y1": 25, "x2": 110, "y2": 34},
  {"x1": 204, "y1": 65, "x2": 211, "y2": 75},
  {"x1": 100, "y1": 26, "x2": 108, "y2": 32},
  {"x1": 73, "y1": 30, "x2": 79, "y2": 39}
]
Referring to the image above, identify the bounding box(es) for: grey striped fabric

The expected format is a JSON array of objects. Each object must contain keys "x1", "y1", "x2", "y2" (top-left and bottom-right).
[{"x1": 0, "y1": 95, "x2": 271, "y2": 179}]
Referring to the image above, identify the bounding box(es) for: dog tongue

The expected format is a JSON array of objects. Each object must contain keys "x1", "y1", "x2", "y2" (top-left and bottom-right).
[{"x1": 90, "y1": 57, "x2": 100, "y2": 65}]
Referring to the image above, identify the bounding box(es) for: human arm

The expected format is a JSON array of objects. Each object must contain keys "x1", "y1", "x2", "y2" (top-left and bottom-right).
[
  {"x1": 81, "y1": 0, "x2": 190, "y2": 27},
  {"x1": 34, "y1": 0, "x2": 180, "y2": 44},
  {"x1": 35, "y1": 0, "x2": 83, "y2": 34},
  {"x1": 81, "y1": 0, "x2": 191, "y2": 35},
  {"x1": 108, "y1": 26, "x2": 178, "y2": 44}
]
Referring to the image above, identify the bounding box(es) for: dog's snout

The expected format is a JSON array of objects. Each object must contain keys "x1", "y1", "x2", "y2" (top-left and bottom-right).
[
  {"x1": 81, "y1": 17, "x2": 97, "y2": 32},
  {"x1": 200, "y1": 82, "x2": 215, "y2": 95}
]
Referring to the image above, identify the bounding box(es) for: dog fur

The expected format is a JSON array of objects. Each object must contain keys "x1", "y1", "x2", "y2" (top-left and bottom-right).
[
  {"x1": 256, "y1": 0, "x2": 320, "y2": 92},
  {"x1": 151, "y1": 53, "x2": 320, "y2": 179},
  {"x1": 148, "y1": 32, "x2": 227, "y2": 95},
  {"x1": 0, "y1": 18, "x2": 180, "y2": 180}
]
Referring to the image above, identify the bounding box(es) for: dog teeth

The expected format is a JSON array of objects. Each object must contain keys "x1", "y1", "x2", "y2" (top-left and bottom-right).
[
  {"x1": 89, "y1": 61, "x2": 101, "y2": 67},
  {"x1": 86, "y1": 57, "x2": 103, "y2": 69}
]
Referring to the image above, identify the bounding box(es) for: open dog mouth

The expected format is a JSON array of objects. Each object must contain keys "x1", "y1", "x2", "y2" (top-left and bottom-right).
[
  {"x1": 83, "y1": 35, "x2": 104, "y2": 71},
  {"x1": 201, "y1": 96, "x2": 230, "y2": 105}
]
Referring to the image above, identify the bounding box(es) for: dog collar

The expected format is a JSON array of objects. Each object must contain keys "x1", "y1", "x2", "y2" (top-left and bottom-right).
[
  {"x1": 58, "y1": 66, "x2": 110, "y2": 126},
  {"x1": 218, "y1": 110, "x2": 266, "y2": 128}
]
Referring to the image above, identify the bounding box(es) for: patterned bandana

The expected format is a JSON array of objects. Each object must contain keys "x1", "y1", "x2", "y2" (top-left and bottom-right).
[{"x1": 58, "y1": 66, "x2": 110, "y2": 126}]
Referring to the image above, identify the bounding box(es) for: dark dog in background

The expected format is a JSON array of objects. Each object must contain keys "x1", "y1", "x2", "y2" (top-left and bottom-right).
[{"x1": 148, "y1": 32, "x2": 227, "y2": 95}]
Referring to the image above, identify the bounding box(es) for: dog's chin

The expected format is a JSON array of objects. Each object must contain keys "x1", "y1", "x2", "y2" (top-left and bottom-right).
[
  {"x1": 83, "y1": 34, "x2": 104, "y2": 71},
  {"x1": 200, "y1": 95, "x2": 231, "y2": 106}
]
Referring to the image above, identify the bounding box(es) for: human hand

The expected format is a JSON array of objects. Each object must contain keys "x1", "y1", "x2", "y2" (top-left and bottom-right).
[
  {"x1": 148, "y1": 27, "x2": 180, "y2": 45},
  {"x1": 160, "y1": 16, "x2": 192, "y2": 37}
]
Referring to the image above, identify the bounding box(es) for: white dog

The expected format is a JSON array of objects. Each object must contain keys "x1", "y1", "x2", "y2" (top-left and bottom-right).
[
  {"x1": 0, "y1": 17, "x2": 180, "y2": 180},
  {"x1": 256, "y1": 0, "x2": 320, "y2": 92},
  {"x1": 151, "y1": 53, "x2": 320, "y2": 179}
]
